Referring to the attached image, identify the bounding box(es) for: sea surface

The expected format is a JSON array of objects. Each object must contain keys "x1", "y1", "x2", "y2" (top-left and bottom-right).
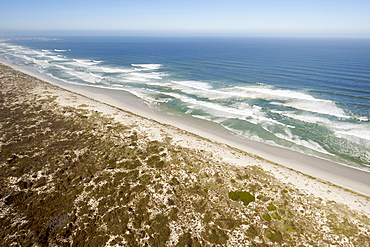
[{"x1": 1, "y1": 36, "x2": 369, "y2": 170}]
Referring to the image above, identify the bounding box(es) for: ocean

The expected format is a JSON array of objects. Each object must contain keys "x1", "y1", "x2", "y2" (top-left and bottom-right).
[{"x1": 0, "y1": 36, "x2": 369, "y2": 170}]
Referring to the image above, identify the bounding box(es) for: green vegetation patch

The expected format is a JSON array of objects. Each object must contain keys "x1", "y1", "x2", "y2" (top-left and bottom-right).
[
  {"x1": 267, "y1": 203, "x2": 277, "y2": 211},
  {"x1": 1, "y1": 65, "x2": 370, "y2": 246},
  {"x1": 262, "y1": 213, "x2": 271, "y2": 221},
  {"x1": 228, "y1": 191, "x2": 255, "y2": 206}
]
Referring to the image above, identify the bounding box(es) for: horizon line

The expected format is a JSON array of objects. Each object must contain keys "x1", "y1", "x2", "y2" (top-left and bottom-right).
[{"x1": 1, "y1": 29, "x2": 370, "y2": 39}]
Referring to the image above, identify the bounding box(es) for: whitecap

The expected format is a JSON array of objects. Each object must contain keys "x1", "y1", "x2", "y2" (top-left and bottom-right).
[
  {"x1": 275, "y1": 129, "x2": 331, "y2": 155},
  {"x1": 127, "y1": 72, "x2": 163, "y2": 80},
  {"x1": 101, "y1": 67, "x2": 132, "y2": 73},
  {"x1": 333, "y1": 122, "x2": 370, "y2": 142},
  {"x1": 73, "y1": 59, "x2": 101, "y2": 66},
  {"x1": 283, "y1": 100, "x2": 348, "y2": 119},
  {"x1": 234, "y1": 86, "x2": 321, "y2": 101},
  {"x1": 161, "y1": 92, "x2": 279, "y2": 126},
  {"x1": 358, "y1": 116, "x2": 369, "y2": 122},
  {"x1": 277, "y1": 112, "x2": 332, "y2": 125},
  {"x1": 131, "y1": 64, "x2": 161, "y2": 70},
  {"x1": 33, "y1": 59, "x2": 50, "y2": 68}
]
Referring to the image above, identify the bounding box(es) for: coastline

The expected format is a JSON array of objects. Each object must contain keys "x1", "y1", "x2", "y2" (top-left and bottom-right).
[
  {"x1": 2, "y1": 59, "x2": 370, "y2": 198},
  {"x1": 1, "y1": 61, "x2": 370, "y2": 245}
]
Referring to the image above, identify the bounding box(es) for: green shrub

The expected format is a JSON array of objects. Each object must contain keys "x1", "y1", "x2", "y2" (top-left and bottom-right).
[
  {"x1": 267, "y1": 203, "x2": 276, "y2": 211},
  {"x1": 262, "y1": 213, "x2": 271, "y2": 221},
  {"x1": 228, "y1": 191, "x2": 255, "y2": 206}
]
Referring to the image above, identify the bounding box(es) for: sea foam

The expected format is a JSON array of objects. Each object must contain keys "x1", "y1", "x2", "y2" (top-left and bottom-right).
[{"x1": 1, "y1": 38, "x2": 369, "y2": 168}]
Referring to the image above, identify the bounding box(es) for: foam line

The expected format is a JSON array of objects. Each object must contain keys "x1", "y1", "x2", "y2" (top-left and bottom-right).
[
  {"x1": 101, "y1": 67, "x2": 132, "y2": 73},
  {"x1": 1, "y1": 39, "x2": 369, "y2": 168},
  {"x1": 73, "y1": 59, "x2": 101, "y2": 66},
  {"x1": 131, "y1": 64, "x2": 162, "y2": 70},
  {"x1": 282, "y1": 100, "x2": 348, "y2": 119}
]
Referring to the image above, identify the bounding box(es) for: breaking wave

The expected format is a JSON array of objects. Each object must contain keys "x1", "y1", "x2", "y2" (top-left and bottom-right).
[{"x1": 1, "y1": 38, "x2": 369, "y2": 169}]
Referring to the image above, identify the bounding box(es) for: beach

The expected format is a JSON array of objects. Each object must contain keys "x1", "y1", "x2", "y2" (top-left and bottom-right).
[
  {"x1": 2, "y1": 37, "x2": 369, "y2": 170},
  {"x1": 1, "y1": 61, "x2": 370, "y2": 245},
  {"x1": 4, "y1": 59, "x2": 370, "y2": 197}
]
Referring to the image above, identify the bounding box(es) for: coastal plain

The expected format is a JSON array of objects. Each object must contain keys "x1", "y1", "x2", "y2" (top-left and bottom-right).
[{"x1": 1, "y1": 63, "x2": 370, "y2": 246}]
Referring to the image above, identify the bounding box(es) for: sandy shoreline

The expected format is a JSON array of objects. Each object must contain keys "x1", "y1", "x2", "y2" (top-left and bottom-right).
[
  {"x1": 1, "y1": 61, "x2": 370, "y2": 245},
  {"x1": 2, "y1": 59, "x2": 370, "y2": 198}
]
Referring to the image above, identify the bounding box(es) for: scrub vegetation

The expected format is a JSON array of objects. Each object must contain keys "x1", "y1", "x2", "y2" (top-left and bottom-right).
[{"x1": 1, "y1": 64, "x2": 370, "y2": 246}]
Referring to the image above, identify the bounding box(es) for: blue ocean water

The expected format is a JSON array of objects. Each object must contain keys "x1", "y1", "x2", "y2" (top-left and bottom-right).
[{"x1": 1, "y1": 36, "x2": 369, "y2": 170}]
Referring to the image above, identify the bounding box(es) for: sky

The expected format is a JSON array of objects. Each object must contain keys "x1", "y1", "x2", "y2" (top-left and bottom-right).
[{"x1": 1, "y1": 0, "x2": 370, "y2": 37}]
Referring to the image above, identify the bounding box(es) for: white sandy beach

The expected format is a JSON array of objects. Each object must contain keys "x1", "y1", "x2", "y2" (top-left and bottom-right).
[
  {"x1": 1, "y1": 59, "x2": 370, "y2": 215},
  {"x1": 2, "y1": 59, "x2": 370, "y2": 246}
]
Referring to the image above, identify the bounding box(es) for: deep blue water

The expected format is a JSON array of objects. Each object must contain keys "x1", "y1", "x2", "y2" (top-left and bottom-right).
[{"x1": 1, "y1": 36, "x2": 369, "y2": 169}]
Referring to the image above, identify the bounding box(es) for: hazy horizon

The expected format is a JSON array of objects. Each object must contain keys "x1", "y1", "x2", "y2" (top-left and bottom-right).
[
  {"x1": 2, "y1": 31, "x2": 370, "y2": 39},
  {"x1": 1, "y1": 0, "x2": 370, "y2": 38}
]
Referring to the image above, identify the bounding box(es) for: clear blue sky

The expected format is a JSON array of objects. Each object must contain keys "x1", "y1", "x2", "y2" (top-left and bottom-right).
[{"x1": 1, "y1": 0, "x2": 369, "y2": 37}]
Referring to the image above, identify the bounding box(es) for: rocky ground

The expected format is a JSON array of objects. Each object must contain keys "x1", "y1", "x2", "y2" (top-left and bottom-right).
[{"x1": 1, "y1": 64, "x2": 369, "y2": 246}]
